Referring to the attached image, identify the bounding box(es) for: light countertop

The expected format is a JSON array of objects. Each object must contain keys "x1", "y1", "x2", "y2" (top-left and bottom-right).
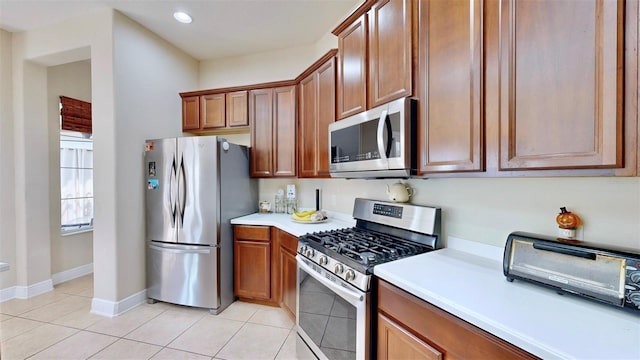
[
  {"x1": 374, "y1": 237, "x2": 640, "y2": 359},
  {"x1": 230, "y1": 211, "x2": 355, "y2": 237},
  {"x1": 230, "y1": 216, "x2": 640, "y2": 358}
]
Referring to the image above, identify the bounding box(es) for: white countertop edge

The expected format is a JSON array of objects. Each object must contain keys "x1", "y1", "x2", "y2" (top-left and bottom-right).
[
  {"x1": 0, "y1": 263, "x2": 9, "y2": 272},
  {"x1": 230, "y1": 211, "x2": 355, "y2": 237},
  {"x1": 376, "y1": 262, "x2": 569, "y2": 359},
  {"x1": 375, "y1": 241, "x2": 640, "y2": 359}
]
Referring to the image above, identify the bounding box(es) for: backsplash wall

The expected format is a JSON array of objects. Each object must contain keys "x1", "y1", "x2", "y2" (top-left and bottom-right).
[{"x1": 260, "y1": 177, "x2": 640, "y2": 250}]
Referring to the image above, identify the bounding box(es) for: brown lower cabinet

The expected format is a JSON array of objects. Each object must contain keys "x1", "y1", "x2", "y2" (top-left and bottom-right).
[
  {"x1": 377, "y1": 279, "x2": 538, "y2": 360},
  {"x1": 233, "y1": 225, "x2": 271, "y2": 301},
  {"x1": 233, "y1": 225, "x2": 298, "y2": 320},
  {"x1": 277, "y1": 229, "x2": 298, "y2": 320}
]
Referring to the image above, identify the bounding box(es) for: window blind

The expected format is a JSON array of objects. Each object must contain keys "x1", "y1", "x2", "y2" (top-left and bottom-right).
[{"x1": 60, "y1": 96, "x2": 92, "y2": 134}]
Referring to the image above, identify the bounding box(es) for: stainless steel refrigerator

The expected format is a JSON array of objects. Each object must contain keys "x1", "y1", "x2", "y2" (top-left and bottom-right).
[{"x1": 144, "y1": 136, "x2": 257, "y2": 314}]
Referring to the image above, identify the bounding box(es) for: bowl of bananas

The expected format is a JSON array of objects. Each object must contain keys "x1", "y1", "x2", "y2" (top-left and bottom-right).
[{"x1": 291, "y1": 210, "x2": 328, "y2": 223}]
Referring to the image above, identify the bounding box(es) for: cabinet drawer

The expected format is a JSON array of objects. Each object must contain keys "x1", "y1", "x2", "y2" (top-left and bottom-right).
[
  {"x1": 234, "y1": 225, "x2": 270, "y2": 241},
  {"x1": 279, "y1": 230, "x2": 298, "y2": 253}
]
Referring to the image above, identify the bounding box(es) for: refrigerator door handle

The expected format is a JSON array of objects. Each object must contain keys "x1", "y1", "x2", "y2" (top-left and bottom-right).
[
  {"x1": 178, "y1": 155, "x2": 187, "y2": 224},
  {"x1": 170, "y1": 157, "x2": 178, "y2": 228},
  {"x1": 149, "y1": 244, "x2": 212, "y2": 254}
]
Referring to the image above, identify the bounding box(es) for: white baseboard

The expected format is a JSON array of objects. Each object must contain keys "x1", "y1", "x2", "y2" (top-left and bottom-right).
[
  {"x1": 14, "y1": 279, "x2": 54, "y2": 299},
  {"x1": 52, "y1": 263, "x2": 93, "y2": 285},
  {"x1": 91, "y1": 289, "x2": 147, "y2": 318},
  {"x1": 0, "y1": 263, "x2": 93, "y2": 302},
  {"x1": 0, "y1": 286, "x2": 16, "y2": 302}
]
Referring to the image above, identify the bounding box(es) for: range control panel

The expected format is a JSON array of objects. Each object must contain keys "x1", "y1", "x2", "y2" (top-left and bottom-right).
[{"x1": 373, "y1": 203, "x2": 403, "y2": 219}]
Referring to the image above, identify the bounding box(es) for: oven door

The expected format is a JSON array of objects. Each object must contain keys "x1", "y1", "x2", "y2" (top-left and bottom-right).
[
  {"x1": 296, "y1": 255, "x2": 369, "y2": 360},
  {"x1": 328, "y1": 97, "x2": 415, "y2": 178}
]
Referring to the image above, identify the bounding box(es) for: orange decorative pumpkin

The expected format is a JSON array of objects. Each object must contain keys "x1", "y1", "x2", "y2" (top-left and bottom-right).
[{"x1": 556, "y1": 207, "x2": 581, "y2": 229}]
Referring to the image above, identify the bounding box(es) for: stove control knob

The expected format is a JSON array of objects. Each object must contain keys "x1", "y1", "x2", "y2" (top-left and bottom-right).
[
  {"x1": 345, "y1": 269, "x2": 356, "y2": 281},
  {"x1": 319, "y1": 255, "x2": 328, "y2": 266},
  {"x1": 334, "y1": 264, "x2": 344, "y2": 274},
  {"x1": 305, "y1": 249, "x2": 315, "y2": 258},
  {"x1": 299, "y1": 245, "x2": 307, "y2": 254}
]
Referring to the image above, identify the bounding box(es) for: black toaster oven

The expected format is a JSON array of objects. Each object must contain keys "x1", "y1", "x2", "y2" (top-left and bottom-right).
[{"x1": 503, "y1": 231, "x2": 640, "y2": 313}]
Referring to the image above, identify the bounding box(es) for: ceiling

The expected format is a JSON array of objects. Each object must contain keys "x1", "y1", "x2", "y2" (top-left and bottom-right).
[{"x1": 0, "y1": 0, "x2": 360, "y2": 61}]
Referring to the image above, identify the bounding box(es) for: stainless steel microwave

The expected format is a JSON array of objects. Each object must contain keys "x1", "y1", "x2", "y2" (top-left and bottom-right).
[{"x1": 329, "y1": 97, "x2": 417, "y2": 178}]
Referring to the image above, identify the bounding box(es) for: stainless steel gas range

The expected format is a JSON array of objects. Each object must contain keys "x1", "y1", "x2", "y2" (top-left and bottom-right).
[{"x1": 296, "y1": 198, "x2": 441, "y2": 360}]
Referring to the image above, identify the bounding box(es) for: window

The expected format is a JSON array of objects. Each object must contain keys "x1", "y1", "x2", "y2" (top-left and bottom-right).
[{"x1": 60, "y1": 96, "x2": 93, "y2": 234}]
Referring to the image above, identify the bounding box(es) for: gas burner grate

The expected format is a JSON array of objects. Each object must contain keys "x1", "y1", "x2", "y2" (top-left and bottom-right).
[{"x1": 303, "y1": 227, "x2": 431, "y2": 267}]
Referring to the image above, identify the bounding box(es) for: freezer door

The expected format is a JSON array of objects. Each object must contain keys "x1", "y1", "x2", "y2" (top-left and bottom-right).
[
  {"x1": 146, "y1": 242, "x2": 220, "y2": 309},
  {"x1": 177, "y1": 136, "x2": 220, "y2": 245},
  {"x1": 145, "y1": 138, "x2": 178, "y2": 243}
]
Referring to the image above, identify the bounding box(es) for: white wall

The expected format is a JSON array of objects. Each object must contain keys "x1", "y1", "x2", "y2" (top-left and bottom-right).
[
  {"x1": 198, "y1": 34, "x2": 337, "y2": 89},
  {"x1": 7, "y1": 9, "x2": 198, "y2": 311},
  {"x1": 47, "y1": 60, "x2": 93, "y2": 276},
  {"x1": 0, "y1": 29, "x2": 17, "y2": 291},
  {"x1": 261, "y1": 177, "x2": 640, "y2": 250},
  {"x1": 111, "y1": 11, "x2": 198, "y2": 300},
  {"x1": 10, "y1": 9, "x2": 114, "y2": 300}
]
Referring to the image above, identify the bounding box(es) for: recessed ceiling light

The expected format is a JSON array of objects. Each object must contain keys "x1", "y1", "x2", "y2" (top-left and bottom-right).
[{"x1": 173, "y1": 11, "x2": 192, "y2": 24}]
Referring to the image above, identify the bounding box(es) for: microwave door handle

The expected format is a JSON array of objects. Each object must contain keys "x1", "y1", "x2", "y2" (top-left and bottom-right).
[
  {"x1": 377, "y1": 110, "x2": 389, "y2": 160},
  {"x1": 533, "y1": 243, "x2": 597, "y2": 260}
]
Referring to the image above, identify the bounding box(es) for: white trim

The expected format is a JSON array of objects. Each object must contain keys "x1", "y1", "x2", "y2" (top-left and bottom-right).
[
  {"x1": 14, "y1": 279, "x2": 54, "y2": 299},
  {"x1": 61, "y1": 228, "x2": 93, "y2": 236},
  {"x1": 0, "y1": 286, "x2": 16, "y2": 302},
  {"x1": 91, "y1": 289, "x2": 147, "y2": 318},
  {"x1": 52, "y1": 263, "x2": 93, "y2": 285}
]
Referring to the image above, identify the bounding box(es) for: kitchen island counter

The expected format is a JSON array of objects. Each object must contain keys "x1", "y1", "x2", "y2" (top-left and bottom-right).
[
  {"x1": 230, "y1": 212, "x2": 355, "y2": 237},
  {"x1": 374, "y1": 237, "x2": 640, "y2": 359}
]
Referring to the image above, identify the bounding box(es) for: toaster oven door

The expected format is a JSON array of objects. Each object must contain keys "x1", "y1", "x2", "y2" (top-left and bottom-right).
[{"x1": 507, "y1": 239, "x2": 626, "y2": 305}]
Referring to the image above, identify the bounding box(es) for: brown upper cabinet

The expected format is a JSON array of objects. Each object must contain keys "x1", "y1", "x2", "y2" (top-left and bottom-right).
[
  {"x1": 181, "y1": 95, "x2": 200, "y2": 131},
  {"x1": 334, "y1": 0, "x2": 414, "y2": 120},
  {"x1": 298, "y1": 50, "x2": 337, "y2": 178},
  {"x1": 418, "y1": 0, "x2": 637, "y2": 177},
  {"x1": 226, "y1": 90, "x2": 250, "y2": 127},
  {"x1": 496, "y1": 0, "x2": 624, "y2": 171},
  {"x1": 417, "y1": 0, "x2": 484, "y2": 174},
  {"x1": 180, "y1": 91, "x2": 249, "y2": 133},
  {"x1": 250, "y1": 85, "x2": 297, "y2": 178},
  {"x1": 200, "y1": 93, "x2": 226, "y2": 129}
]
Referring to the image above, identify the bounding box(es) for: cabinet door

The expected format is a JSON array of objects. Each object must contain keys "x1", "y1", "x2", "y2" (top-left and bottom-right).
[
  {"x1": 227, "y1": 90, "x2": 249, "y2": 127},
  {"x1": 200, "y1": 94, "x2": 226, "y2": 129},
  {"x1": 378, "y1": 313, "x2": 442, "y2": 360},
  {"x1": 280, "y1": 246, "x2": 297, "y2": 320},
  {"x1": 498, "y1": 0, "x2": 623, "y2": 170},
  {"x1": 337, "y1": 14, "x2": 368, "y2": 119},
  {"x1": 250, "y1": 89, "x2": 274, "y2": 177},
  {"x1": 234, "y1": 240, "x2": 271, "y2": 300},
  {"x1": 273, "y1": 86, "x2": 297, "y2": 177},
  {"x1": 182, "y1": 96, "x2": 200, "y2": 131},
  {"x1": 299, "y1": 58, "x2": 336, "y2": 178},
  {"x1": 316, "y1": 58, "x2": 337, "y2": 177},
  {"x1": 298, "y1": 73, "x2": 318, "y2": 178},
  {"x1": 368, "y1": 0, "x2": 413, "y2": 107},
  {"x1": 418, "y1": 0, "x2": 483, "y2": 173}
]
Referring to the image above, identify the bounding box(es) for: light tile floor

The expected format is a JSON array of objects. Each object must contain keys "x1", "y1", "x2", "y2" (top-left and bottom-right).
[{"x1": 0, "y1": 275, "x2": 300, "y2": 360}]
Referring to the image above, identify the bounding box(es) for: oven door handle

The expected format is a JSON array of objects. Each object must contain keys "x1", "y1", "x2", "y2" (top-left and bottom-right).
[{"x1": 297, "y1": 255, "x2": 364, "y2": 304}]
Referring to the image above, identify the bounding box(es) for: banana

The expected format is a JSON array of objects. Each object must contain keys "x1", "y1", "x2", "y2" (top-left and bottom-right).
[
  {"x1": 292, "y1": 210, "x2": 316, "y2": 221},
  {"x1": 293, "y1": 210, "x2": 316, "y2": 217}
]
